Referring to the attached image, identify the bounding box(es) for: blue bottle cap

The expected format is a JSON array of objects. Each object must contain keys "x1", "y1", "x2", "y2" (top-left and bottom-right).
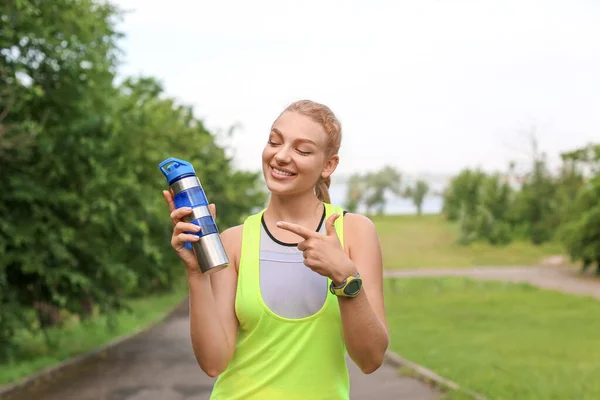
[{"x1": 158, "y1": 157, "x2": 196, "y2": 184}]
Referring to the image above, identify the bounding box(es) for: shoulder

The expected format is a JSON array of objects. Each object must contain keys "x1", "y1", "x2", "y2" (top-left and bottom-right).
[
  {"x1": 342, "y1": 212, "x2": 376, "y2": 230},
  {"x1": 330, "y1": 206, "x2": 375, "y2": 231},
  {"x1": 220, "y1": 209, "x2": 265, "y2": 255},
  {"x1": 221, "y1": 224, "x2": 243, "y2": 243},
  {"x1": 341, "y1": 212, "x2": 379, "y2": 248},
  {"x1": 340, "y1": 212, "x2": 383, "y2": 276},
  {"x1": 220, "y1": 224, "x2": 244, "y2": 270}
]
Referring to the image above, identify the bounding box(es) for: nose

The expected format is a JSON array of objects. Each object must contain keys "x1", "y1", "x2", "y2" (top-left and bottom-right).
[{"x1": 274, "y1": 145, "x2": 292, "y2": 164}]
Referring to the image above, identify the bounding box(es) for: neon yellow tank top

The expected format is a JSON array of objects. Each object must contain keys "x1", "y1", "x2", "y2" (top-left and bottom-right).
[{"x1": 210, "y1": 203, "x2": 349, "y2": 400}]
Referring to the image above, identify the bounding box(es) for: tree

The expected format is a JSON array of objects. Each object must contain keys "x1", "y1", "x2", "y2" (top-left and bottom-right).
[
  {"x1": 403, "y1": 180, "x2": 430, "y2": 215},
  {"x1": 467, "y1": 173, "x2": 514, "y2": 245},
  {"x1": 0, "y1": 65, "x2": 39, "y2": 162},
  {"x1": 363, "y1": 166, "x2": 402, "y2": 215},
  {"x1": 0, "y1": 0, "x2": 266, "y2": 360},
  {"x1": 558, "y1": 144, "x2": 600, "y2": 274},
  {"x1": 1, "y1": 0, "x2": 126, "y2": 355},
  {"x1": 344, "y1": 173, "x2": 366, "y2": 213},
  {"x1": 442, "y1": 168, "x2": 514, "y2": 245},
  {"x1": 441, "y1": 136, "x2": 600, "y2": 260},
  {"x1": 442, "y1": 169, "x2": 487, "y2": 222},
  {"x1": 509, "y1": 139, "x2": 559, "y2": 244}
]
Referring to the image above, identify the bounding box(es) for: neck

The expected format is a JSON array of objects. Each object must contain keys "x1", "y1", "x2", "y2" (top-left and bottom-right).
[{"x1": 265, "y1": 190, "x2": 324, "y2": 224}]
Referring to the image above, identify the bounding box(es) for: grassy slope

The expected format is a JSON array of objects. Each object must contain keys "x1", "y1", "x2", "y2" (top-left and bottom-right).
[
  {"x1": 372, "y1": 214, "x2": 564, "y2": 269},
  {"x1": 0, "y1": 284, "x2": 187, "y2": 386},
  {"x1": 385, "y1": 277, "x2": 600, "y2": 400}
]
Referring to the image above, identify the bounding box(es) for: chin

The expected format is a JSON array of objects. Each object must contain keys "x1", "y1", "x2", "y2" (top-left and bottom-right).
[
  {"x1": 266, "y1": 181, "x2": 319, "y2": 201},
  {"x1": 265, "y1": 179, "x2": 295, "y2": 195},
  {"x1": 264, "y1": 175, "x2": 299, "y2": 197}
]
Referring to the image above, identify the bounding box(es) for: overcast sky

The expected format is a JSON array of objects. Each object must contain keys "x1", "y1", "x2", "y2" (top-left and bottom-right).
[{"x1": 114, "y1": 0, "x2": 600, "y2": 178}]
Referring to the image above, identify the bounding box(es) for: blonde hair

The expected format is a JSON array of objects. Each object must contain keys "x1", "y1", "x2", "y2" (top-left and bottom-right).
[{"x1": 280, "y1": 100, "x2": 342, "y2": 203}]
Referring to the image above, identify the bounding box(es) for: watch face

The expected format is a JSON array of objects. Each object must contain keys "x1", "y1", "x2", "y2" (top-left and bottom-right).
[{"x1": 344, "y1": 279, "x2": 362, "y2": 296}]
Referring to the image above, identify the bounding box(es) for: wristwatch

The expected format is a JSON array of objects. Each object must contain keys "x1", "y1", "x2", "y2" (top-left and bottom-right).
[{"x1": 329, "y1": 273, "x2": 362, "y2": 298}]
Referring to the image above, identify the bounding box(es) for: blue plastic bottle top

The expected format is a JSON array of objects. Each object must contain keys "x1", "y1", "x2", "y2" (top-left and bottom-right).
[{"x1": 158, "y1": 157, "x2": 197, "y2": 185}]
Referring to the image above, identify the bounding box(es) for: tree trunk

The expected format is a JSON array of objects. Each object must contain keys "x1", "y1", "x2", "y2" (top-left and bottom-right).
[
  {"x1": 581, "y1": 258, "x2": 591, "y2": 273},
  {"x1": 34, "y1": 302, "x2": 62, "y2": 328},
  {"x1": 80, "y1": 296, "x2": 94, "y2": 320}
]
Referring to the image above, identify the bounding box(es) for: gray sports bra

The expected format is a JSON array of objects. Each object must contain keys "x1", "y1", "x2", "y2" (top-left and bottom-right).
[{"x1": 259, "y1": 209, "x2": 328, "y2": 319}]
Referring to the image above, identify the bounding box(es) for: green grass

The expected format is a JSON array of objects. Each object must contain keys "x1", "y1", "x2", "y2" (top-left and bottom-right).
[
  {"x1": 385, "y1": 277, "x2": 600, "y2": 400},
  {"x1": 372, "y1": 214, "x2": 565, "y2": 269},
  {"x1": 0, "y1": 285, "x2": 188, "y2": 386}
]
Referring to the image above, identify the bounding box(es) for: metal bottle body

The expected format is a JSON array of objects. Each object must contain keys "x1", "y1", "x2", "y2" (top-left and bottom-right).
[{"x1": 160, "y1": 159, "x2": 229, "y2": 275}]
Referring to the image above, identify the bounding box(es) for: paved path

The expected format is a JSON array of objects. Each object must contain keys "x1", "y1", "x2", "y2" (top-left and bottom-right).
[
  {"x1": 384, "y1": 265, "x2": 600, "y2": 299},
  {"x1": 5, "y1": 302, "x2": 441, "y2": 400}
]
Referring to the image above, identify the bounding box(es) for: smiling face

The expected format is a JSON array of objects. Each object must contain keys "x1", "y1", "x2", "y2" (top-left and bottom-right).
[{"x1": 262, "y1": 111, "x2": 338, "y2": 198}]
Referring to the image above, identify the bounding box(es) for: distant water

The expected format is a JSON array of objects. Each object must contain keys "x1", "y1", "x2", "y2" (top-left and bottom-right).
[{"x1": 328, "y1": 181, "x2": 443, "y2": 215}]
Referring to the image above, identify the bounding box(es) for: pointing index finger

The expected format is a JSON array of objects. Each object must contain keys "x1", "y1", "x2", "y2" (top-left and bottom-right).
[{"x1": 276, "y1": 221, "x2": 319, "y2": 240}]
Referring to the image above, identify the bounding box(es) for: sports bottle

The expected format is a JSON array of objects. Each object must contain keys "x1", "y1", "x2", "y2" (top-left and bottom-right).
[{"x1": 159, "y1": 157, "x2": 229, "y2": 274}]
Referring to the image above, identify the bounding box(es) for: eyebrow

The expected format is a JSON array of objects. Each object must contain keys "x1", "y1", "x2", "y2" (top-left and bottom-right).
[{"x1": 271, "y1": 128, "x2": 317, "y2": 146}]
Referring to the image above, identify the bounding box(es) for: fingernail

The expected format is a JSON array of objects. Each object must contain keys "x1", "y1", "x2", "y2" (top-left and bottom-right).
[{"x1": 276, "y1": 221, "x2": 283, "y2": 227}]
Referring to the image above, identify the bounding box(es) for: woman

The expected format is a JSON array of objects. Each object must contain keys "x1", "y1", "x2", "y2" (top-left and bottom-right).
[{"x1": 162, "y1": 100, "x2": 389, "y2": 400}]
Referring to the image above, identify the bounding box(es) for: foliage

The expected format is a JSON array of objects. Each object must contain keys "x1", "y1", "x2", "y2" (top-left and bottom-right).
[
  {"x1": 0, "y1": 280, "x2": 188, "y2": 385},
  {"x1": 343, "y1": 165, "x2": 402, "y2": 214},
  {"x1": 442, "y1": 168, "x2": 513, "y2": 244},
  {"x1": 441, "y1": 138, "x2": 600, "y2": 273},
  {"x1": 459, "y1": 173, "x2": 513, "y2": 245},
  {"x1": 509, "y1": 151, "x2": 560, "y2": 244},
  {"x1": 344, "y1": 173, "x2": 366, "y2": 213},
  {"x1": 0, "y1": 0, "x2": 266, "y2": 362},
  {"x1": 403, "y1": 179, "x2": 430, "y2": 215},
  {"x1": 442, "y1": 169, "x2": 487, "y2": 222},
  {"x1": 558, "y1": 144, "x2": 600, "y2": 274}
]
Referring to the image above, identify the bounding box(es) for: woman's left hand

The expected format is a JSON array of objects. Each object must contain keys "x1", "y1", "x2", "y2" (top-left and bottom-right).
[{"x1": 276, "y1": 213, "x2": 358, "y2": 285}]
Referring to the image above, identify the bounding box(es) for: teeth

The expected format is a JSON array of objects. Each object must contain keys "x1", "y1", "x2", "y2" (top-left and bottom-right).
[{"x1": 273, "y1": 168, "x2": 294, "y2": 176}]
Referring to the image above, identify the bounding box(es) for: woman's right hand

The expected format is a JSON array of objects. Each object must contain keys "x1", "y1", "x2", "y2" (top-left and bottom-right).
[{"x1": 162, "y1": 190, "x2": 217, "y2": 273}]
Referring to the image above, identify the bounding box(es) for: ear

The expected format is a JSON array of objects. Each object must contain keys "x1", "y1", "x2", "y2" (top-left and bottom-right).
[{"x1": 321, "y1": 154, "x2": 339, "y2": 179}]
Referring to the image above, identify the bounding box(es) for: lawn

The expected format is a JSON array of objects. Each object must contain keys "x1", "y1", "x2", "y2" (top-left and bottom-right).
[
  {"x1": 372, "y1": 214, "x2": 565, "y2": 269},
  {"x1": 385, "y1": 277, "x2": 600, "y2": 400},
  {"x1": 0, "y1": 284, "x2": 188, "y2": 386}
]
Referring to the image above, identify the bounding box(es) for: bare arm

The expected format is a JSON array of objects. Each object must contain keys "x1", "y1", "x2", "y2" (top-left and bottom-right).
[
  {"x1": 163, "y1": 191, "x2": 240, "y2": 378},
  {"x1": 187, "y1": 225, "x2": 241, "y2": 377},
  {"x1": 337, "y1": 213, "x2": 389, "y2": 374},
  {"x1": 276, "y1": 211, "x2": 389, "y2": 374}
]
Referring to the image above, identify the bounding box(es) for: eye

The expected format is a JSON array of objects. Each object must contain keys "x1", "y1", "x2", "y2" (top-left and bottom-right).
[
  {"x1": 268, "y1": 139, "x2": 280, "y2": 146},
  {"x1": 297, "y1": 149, "x2": 312, "y2": 156}
]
